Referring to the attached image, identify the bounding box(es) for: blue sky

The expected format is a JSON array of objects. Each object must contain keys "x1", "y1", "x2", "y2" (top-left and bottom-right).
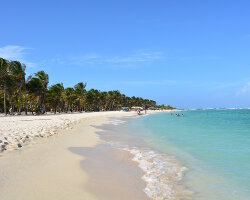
[{"x1": 0, "y1": 0, "x2": 250, "y2": 108}]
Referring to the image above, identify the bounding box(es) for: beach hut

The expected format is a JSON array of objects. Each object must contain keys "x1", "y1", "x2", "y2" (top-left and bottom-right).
[
  {"x1": 131, "y1": 106, "x2": 143, "y2": 111},
  {"x1": 121, "y1": 106, "x2": 129, "y2": 111}
]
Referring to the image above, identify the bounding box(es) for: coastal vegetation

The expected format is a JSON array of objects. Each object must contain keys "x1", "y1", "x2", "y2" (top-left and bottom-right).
[{"x1": 0, "y1": 57, "x2": 174, "y2": 115}]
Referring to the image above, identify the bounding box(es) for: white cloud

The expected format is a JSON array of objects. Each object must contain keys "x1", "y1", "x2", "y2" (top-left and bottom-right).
[
  {"x1": 237, "y1": 82, "x2": 250, "y2": 96},
  {"x1": 105, "y1": 50, "x2": 163, "y2": 64},
  {"x1": 115, "y1": 80, "x2": 244, "y2": 92},
  {"x1": 0, "y1": 45, "x2": 36, "y2": 67},
  {"x1": 67, "y1": 50, "x2": 164, "y2": 67},
  {"x1": 117, "y1": 80, "x2": 183, "y2": 86},
  {"x1": 0, "y1": 45, "x2": 27, "y2": 60},
  {"x1": 69, "y1": 53, "x2": 101, "y2": 65}
]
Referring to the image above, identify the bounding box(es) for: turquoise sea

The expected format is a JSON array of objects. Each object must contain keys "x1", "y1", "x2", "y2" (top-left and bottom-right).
[{"x1": 106, "y1": 109, "x2": 250, "y2": 199}]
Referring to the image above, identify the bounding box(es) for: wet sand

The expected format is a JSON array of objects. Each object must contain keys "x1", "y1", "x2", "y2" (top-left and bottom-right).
[{"x1": 70, "y1": 144, "x2": 149, "y2": 200}]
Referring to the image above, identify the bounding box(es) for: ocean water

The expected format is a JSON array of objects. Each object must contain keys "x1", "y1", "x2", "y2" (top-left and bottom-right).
[
  {"x1": 120, "y1": 109, "x2": 250, "y2": 200},
  {"x1": 117, "y1": 109, "x2": 250, "y2": 200}
]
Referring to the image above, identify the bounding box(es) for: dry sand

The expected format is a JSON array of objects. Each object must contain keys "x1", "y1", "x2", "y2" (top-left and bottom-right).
[{"x1": 0, "y1": 111, "x2": 135, "y2": 152}]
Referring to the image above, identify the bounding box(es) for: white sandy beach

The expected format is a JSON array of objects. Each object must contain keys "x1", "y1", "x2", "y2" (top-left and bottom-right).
[
  {"x1": 0, "y1": 111, "x2": 135, "y2": 152},
  {"x1": 0, "y1": 110, "x2": 170, "y2": 200}
]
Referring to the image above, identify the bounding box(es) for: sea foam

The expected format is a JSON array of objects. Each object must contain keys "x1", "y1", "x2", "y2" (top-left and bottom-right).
[
  {"x1": 124, "y1": 147, "x2": 186, "y2": 200},
  {"x1": 107, "y1": 119, "x2": 126, "y2": 125},
  {"x1": 108, "y1": 141, "x2": 187, "y2": 200}
]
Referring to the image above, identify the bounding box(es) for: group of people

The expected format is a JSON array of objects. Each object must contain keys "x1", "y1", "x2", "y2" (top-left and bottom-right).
[{"x1": 170, "y1": 112, "x2": 184, "y2": 117}]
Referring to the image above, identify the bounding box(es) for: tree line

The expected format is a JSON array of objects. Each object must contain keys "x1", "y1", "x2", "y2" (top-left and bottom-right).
[{"x1": 0, "y1": 57, "x2": 175, "y2": 115}]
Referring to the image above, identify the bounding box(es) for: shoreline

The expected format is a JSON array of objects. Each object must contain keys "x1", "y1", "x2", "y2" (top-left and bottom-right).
[
  {"x1": 96, "y1": 115, "x2": 190, "y2": 200},
  {"x1": 0, "y1": 110, "x2": 175, "y2": 200},
  {"x1": 0, "y1": 111, "x2": 178, "y2": 200},
  {"x1": 69, "y1": 143, "x2": 149, "y2": 200}
]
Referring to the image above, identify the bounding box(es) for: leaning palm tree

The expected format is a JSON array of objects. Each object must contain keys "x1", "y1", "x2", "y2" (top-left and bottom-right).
[
  {"x1": 9, "y1": 61, "x2": 26, "y2": 113},
  {"x1": 0, "y1": 58, "x2": 10, "y2": 115}
]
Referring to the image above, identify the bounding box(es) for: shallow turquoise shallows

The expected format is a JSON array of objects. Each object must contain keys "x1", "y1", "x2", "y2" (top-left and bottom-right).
[{"x1": 126, "y1": 109, "x2": 250, "y2": 200}]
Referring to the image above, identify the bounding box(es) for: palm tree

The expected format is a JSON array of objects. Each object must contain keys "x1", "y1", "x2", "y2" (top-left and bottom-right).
[
  {"x1": 26, "y1": 71, "x2": 49, "y2": 114},
  {"x1": 0, "y1": 58, "x2": 9, "y2": 115},
  {"x1": 64, "y1": 87, "x2": 75, "y2": 112},
  {"x1": 35, "y1": 71, "x2": 49, "y2": 113},
  {"x1": 0, "y1": 58, "x2": 174, "y2": 114},
  {"x1": 9, "y1": 61, "x2": 26, "y2": 113},
  {"x1": 26, "y1": 75, "x2": 42, "y2": 114},
  {"x1": 86, "y1": 89, "x2": 102, "y2": 111},
  {"x1": 46, "y1": 83, "x2": 64, "y2": 113},
  {"x1": 74, "y1": 82, "x2": 86, "y2": 112},
  {"x1": 107, "y1": 90, "x2": 122, "y2": 110}
]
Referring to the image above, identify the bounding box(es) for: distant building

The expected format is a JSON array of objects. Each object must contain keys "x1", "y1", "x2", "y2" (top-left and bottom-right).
[{"x1": 131, "y1": 106, "x2": 143, "y2": 111}]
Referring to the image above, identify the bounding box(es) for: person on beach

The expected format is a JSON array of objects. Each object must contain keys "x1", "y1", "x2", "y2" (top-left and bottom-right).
[
  {"x1": 9, "y1": 107, "x2": 13, "y2": 115},
  {"x1": 42, "y1": 106, "x2": 46, "y2": 114}
]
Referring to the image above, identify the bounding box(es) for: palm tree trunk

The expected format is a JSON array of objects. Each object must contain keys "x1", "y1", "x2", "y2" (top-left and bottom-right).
[
  {"x1": 9, "y1": 95, "x2": 13, "y2": 115},
  {"x1": 24, "y1": 91, "x2": 27, "y2": 115},
  {"x1": 54, "y1": 102, "x2": 57, "y2": 114},
  {"x1": 3, "y1": 85, "x2": 6, "y2": 115},
  {"x1": 18, "y1": 90, "x2": 21, "y2": 114}
]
